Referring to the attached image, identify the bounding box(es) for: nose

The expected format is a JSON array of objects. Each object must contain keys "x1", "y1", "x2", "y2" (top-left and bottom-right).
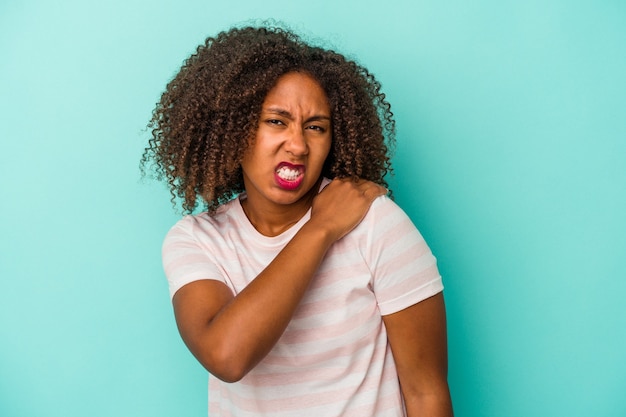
[{"x1": 284, "y1": 128, "x2": 308, "y2": 156}]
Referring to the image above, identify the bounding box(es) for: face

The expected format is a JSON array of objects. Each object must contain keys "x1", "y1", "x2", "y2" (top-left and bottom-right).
[{"x1": 241, "y1": 71, "x2": 332, "y2": 210}]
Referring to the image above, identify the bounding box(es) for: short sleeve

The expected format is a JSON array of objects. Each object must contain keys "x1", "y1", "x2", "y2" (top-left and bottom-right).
[
  {"x1": 162, "y1": 216, "x2": 226, "y2": 299},
  {"x1": 365, "y1": 197, "x2": 443, "y2": 315}
]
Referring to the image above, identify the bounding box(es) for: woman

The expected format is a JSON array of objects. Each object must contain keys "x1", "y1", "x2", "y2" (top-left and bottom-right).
[{"x1": 143, "y1": 24, "x2": 452, "y2": 416}]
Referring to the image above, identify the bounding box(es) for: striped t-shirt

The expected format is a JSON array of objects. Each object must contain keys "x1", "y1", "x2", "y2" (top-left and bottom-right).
[{"x1": 162, "y1": 188, "x2": 443, "y2": 417}]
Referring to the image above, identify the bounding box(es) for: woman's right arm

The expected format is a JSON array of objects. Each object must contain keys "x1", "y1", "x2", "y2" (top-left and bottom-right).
[{"x1": 171, "y1": 178, "x2": 386, "y2": 382}]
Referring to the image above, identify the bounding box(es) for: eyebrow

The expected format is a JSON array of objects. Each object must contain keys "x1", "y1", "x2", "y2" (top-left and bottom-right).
[{"x1": 263, "y1": 107, "x2": 331, "y2": 122}]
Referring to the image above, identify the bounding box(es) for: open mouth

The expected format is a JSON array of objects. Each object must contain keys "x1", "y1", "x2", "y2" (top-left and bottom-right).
[{"x1": 275, "y1": 162, "x2": 305, "y2": 190}]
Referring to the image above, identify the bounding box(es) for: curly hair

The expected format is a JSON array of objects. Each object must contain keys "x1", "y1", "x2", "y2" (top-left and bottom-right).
[{"x1": 142, "y1": 24, "x2": 395, "y2": 213}]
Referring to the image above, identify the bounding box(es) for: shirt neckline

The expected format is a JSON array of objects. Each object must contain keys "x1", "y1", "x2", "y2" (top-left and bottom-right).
[{"x1": 232, "y1": 178, "x2": 330, "y2": 247}]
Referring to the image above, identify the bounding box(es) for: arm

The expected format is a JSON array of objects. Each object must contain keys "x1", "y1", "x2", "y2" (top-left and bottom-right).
[
  {"x1": 382, "y1": 293, "x2": 453, "y2": 417},
  {"x1": 172, "y1": 178, "x2": 387, "y2": 382}
]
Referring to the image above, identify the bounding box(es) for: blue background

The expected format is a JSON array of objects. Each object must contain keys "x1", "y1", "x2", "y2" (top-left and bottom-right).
[{"x1": 1, "y1": 1, "x2": 625, "y2": 416}]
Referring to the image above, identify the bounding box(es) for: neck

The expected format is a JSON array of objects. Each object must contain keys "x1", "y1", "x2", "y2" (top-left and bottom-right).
[{"x1": 241, "y1": 181, "x2": 320, "y2": 237}]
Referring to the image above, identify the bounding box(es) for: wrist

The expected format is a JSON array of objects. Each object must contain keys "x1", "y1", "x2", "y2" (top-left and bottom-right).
[{"x1": 300, "y1": 220, "x2": 337, "y2": 247}]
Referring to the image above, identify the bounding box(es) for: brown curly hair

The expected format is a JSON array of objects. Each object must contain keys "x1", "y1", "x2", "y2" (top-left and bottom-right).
[{"x1": 142, "y1": 24, "x2": 395, "y2": 213}]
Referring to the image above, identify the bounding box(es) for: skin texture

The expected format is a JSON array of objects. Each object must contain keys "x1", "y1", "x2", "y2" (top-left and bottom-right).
[{"x1": 149, "y1": 26, "x2": 453, "y2": 416}]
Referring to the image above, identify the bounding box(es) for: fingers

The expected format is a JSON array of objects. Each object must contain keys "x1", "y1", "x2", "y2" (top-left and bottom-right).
[
  {"x1": 309, "y1": 177, "x2": 388, "y2": 241},
  {"x1": 359, "y1": 180, "x2": 388, "y2": 200},
  {"x1": 333, "y1": 177, "x2": 387, "y2": 201},
  {"x1": 322, "y1": 177, "x2": 387, "y2": 203}
]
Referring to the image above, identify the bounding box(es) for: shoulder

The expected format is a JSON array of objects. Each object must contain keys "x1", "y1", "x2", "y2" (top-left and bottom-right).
[
  {"x1": 354, "y1": 195, "x2": 432, "y2": 262},
  {"x1": 369, "y1": 194, "x2": 402, "y2": 214},
  {"x1": 164, "y1": 197, "x2": 242, "y2": 245},
  {"x1": 362, "y1": 195, "x2": 415, "y2": 232},
  {"x1": 165, "y1": 213, "x2": 209, "y2": 241},
  {"x1": 337, "y1": 195, "x2": 425, "y2": 260}
]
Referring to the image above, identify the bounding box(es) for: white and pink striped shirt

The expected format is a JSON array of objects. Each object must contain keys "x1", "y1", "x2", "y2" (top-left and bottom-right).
[{"x1": 163, "y1": 185, "x2": 443, "y2": 416}]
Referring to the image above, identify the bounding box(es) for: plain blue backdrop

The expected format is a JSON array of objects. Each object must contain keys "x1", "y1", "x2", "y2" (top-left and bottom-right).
[{"x1": 1, "y1": 0, "x2": 625, "y2": 416}]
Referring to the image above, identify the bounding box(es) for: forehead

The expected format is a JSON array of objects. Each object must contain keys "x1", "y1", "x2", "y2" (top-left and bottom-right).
[{"x1": 262, "y1": 72, "x2": 330, "y2": 113}]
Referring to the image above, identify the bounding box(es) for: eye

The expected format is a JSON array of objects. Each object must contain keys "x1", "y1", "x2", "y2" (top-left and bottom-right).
[
  {"x1": 306, "y1": 125, "x2": 326, "y2": 133},
  {"x1": 266, "y1": 119, "x2": 284, "y2": 126}
]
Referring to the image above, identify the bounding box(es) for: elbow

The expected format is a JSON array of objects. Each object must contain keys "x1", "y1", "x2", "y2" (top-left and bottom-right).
[
  {"x1": 209, "y1": 365, "x2": 247, "y2": 384},
  {"x1": 181, "y1": 325, "x2": 261, "y2": 382},
  {"x1": 197, "y1": 344, "x2": 252, "y2": 383}
]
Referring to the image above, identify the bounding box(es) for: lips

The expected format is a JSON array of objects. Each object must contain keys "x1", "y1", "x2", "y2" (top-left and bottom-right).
[{"x1": 275, "y1": 162, "x2": 305, "y2": 190}]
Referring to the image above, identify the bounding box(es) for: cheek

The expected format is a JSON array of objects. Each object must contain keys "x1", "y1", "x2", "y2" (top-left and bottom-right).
[
  {"x1": 313, "y1": 140, "x2": 331, "y2": 159},
  {"x1": 239, "y1": 148, "x2": 259, "y2": 176},
  {"x1": 240, "y1": 136, "x2": 264, "y2": 166},
  {"x1": 312, "y1": 142, "x2": 332, "y2": 174},
  {"x1": 322, "y1": 139, "x2": 332, "y2": 160}
]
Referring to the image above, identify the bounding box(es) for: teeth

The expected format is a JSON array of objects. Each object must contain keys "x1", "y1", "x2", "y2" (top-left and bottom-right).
[{"x1": 277, "y1": 166, "x2": 301, "y2": 181}]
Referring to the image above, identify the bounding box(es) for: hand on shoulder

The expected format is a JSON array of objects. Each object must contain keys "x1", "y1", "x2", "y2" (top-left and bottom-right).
[{"x1": 309, "y1": 177, "x2": 388, "y2": 242}]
